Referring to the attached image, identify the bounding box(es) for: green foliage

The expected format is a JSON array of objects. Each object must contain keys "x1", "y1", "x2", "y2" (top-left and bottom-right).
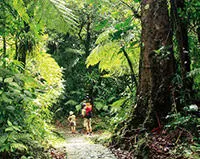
[
  {"x1": 12, "y1": 0, "x2": 30, "y2": 24},
  {"x1": 165, "y1": 105, "x2": 200, "y2": 143},
  {"x1": 0, "y1": 50, "x2": 64, "y2": 158},
  {"x1": 86, "y1": 33, "x2": 140, "y2": 77},
  {"x1": 86, "y1": 15, "x2": 140, "y2": 78},
  {"x1": 39, "y1": 0, "x2": 78, "y2": 33},
  {"x1": 109, "y1": 96, "x2": 134, "y2": 130},
  {"x1": 10, "y1": 0, "x2": 78, "y2": 34},
  {"x1": 188, "y1": 68, "x2": 200, "y2": 97}
]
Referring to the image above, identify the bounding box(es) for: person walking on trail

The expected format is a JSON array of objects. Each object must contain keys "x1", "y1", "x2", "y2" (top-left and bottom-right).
[
  {"x1": 82, "y1": 102, "x2": 92, "y2": 135},
  {"x1": 68, "y1": 111, "x2": 76, "y2": 134}
]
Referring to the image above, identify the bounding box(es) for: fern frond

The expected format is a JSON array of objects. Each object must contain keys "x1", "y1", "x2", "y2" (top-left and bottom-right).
[
  {"x1": 46, "y1": 0, "x2": 78, "y2": 32},
  {"x1": 11, "y1": 143, "x2": 28, "y2": 151},
  {"x1": 87, "y1": 41, "x2": 130, "y2": 77},
  {"x1": 50, "y1": 0, "x2": 76, "y2": 21},
  {"x1": 12, "y1": 0, "x2": 78, "y2": 33},
  {"x1": 95, "y1": 28, "x2": 115, "y2": 44},
  {"x1": 12, "y1": 0, "x2": 30, "y2": 23}
]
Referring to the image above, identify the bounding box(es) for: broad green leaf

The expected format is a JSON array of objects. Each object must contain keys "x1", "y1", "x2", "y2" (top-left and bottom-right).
[
  {"x1": 7, "y1": 120, "x2": 13, "y2": 127},
  {"x1": 111, "y1": 97, "x2": 127, "y2": 108},
  {"x1": 0, "y1": 135, "x2": 7, "y2": 144},
  {"x1": 76, "y1": 105, "x2": 82, "y2": 111},
  {"x1": 5, "y1": 127, "x2": 14, "y2": 132},
  {"x1": 4, "y1": 77, "x2": 14, "y2": 83}
]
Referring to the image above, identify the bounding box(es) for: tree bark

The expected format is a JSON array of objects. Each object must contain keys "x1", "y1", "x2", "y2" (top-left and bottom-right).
[{"x1": 127, "y1": 0, "x2": 175, "y2": 131}]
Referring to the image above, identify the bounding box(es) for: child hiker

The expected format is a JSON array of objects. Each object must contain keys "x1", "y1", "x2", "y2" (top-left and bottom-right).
[{"x1": 68, "y1": 111, "x2": 76, "y2": 134}]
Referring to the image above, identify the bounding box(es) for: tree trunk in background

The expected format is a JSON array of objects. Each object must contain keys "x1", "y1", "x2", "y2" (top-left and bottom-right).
[
  {"x1": 197, "y1": 27, "x2": 200, "y2": 43},
  {"x1": 15, "y1": 35, "x2": 18, "y2": 60},
  {"x1": 85, "y1": 15, "x2": 91, "y2": 57},
  {"x1": 17, "y1": 22, "x2": 30, "y2": 68},
  {"x1": 84, "y1": 15, "x2": 95, "y2": 106},
  {"x1": 126, "y1": 0, "x2": 175, "y2": 132},
  {"x1": 170, "y1": 0, "x2": 193, "y2": 106},
  {"x1": 3, "y1": 35, "x2": 6, "y2": 59},
  {"x1": 2, "y1": 4, "x2": 6, "y2": 62}
]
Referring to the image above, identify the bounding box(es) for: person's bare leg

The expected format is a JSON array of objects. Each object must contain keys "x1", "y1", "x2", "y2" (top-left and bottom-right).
[
  {"x1": 71, "y1": 127, "x2": 73, "y2": 133},
  {"x1": 86, "y1": 120, "x2": 90, "y2": 134},
  {"x1": 89, "y1": 119, "x2": 92, "y2": 135},
  {"x1": 73, "y1": 126, "x2": 76, "y2": 133}
]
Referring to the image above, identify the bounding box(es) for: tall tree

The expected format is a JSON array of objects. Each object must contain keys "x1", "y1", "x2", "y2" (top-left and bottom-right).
[{"x1": 124, "y1": 0, "x2": 175, "y2": 133}]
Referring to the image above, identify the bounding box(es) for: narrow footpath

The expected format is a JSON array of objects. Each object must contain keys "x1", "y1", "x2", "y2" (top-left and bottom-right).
[
  {"x1": 65, "y1": 135, "x2": 116, "y2": 159},
  {"x1": 53, "y1": 127, "x2": 117, "y2": 159}
]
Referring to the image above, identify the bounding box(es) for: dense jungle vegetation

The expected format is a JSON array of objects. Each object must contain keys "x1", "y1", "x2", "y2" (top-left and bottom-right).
[{"x1": 0, "y1": 0, "x2": 200, "y2": 158}]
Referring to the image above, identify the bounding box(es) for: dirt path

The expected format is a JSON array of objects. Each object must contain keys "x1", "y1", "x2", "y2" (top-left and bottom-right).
[{"x1": 54, "y1": 128, "x2": 117, "y2": 159}]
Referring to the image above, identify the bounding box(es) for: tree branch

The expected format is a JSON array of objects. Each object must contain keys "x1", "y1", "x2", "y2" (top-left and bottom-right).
[
  {"x1": 119, "y1": 0, "x2": 141, "y2": 19},
  {"x1": 121, "y1": 47, "x2": 138, "y2": 88},
  {"x1": 78, "y1": 22, "x2": 84, "y2": 41}
]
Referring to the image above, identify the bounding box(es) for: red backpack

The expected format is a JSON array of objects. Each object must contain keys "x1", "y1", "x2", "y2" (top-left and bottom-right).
[{"x1": 85, "y1": 107, "x2": 92, "y2": 118}]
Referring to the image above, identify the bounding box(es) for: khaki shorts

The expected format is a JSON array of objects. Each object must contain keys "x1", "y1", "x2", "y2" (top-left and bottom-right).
[{"x1": 83, "y1": 118, "x2": 92, "y2": 130}]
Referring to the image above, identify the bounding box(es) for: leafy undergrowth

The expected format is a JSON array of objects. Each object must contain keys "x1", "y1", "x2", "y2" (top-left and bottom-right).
[
  {"x1": 0, "y1": 51, "x2": 64, "y2": 159},
  {"x1": 91, "y1": 113, "x2": 200, "y2": 159},
  {"x1": 91, "y1": 128, "x2": 199, "y2": 159},
  {"x1": 89, "y1": 131, "x2": 136, "y2": 159},
  {"x1": 45, "y1": 127, "x2": 67, "y2": 159},
  {"x1": 148, "y1": 128, "x2": 200, "y2": 159}
]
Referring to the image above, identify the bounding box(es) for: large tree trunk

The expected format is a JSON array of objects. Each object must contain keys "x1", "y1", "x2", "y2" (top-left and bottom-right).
[{"x1": 127, "y1": 0, "x2": 175, "y2": 132}]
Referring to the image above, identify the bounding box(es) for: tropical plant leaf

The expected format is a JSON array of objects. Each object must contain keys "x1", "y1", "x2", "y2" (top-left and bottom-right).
[{"x1": 11, "y1": 143, "x2": 28, "y2": 151}]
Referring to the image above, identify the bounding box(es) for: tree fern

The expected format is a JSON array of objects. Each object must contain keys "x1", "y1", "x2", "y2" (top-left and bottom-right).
[
  {"x1": 86, "y1": 40, "x2": 134, "y2": 77},
  {"x1": 86, "y1": 26, "x2": 140, "y2": 77},
  {"x1": 38, "y1": 0, "x2": 78, "y2": 33},
  {"x1": 10, "y1": 0, "x2": 78, "y2": 34},
  {"x1": 95, "y1": 28, "x2": 115, "y2": 44}
]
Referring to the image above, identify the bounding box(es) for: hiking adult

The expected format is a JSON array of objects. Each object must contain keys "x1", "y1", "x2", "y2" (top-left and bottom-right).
[{"x1": 81, "y1": 101, "x2": 92, "y2": 135}]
